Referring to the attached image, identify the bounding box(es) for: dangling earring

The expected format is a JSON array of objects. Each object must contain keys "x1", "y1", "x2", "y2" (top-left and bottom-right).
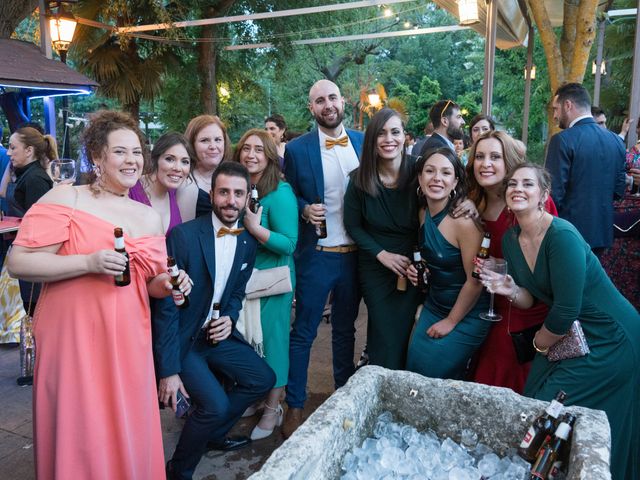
[
  {"x1": 416, "y1": 186, "x2": 425, "y2": 199},
  {"x1": 94, "y1": 164, "x2": 101, "y2": 177},
  {"x1": 538, "y1": 201, "x2": 544, "y2": 212}
]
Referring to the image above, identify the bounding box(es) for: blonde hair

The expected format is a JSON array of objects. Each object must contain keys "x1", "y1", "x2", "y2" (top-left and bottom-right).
[{"x1": 14, "y1": 127, "x2": 58, "y2": 168}]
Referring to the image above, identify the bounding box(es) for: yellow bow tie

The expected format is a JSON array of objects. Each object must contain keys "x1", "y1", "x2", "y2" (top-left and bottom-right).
[
  {"x1": 216, "y1": 226, "x2": 245, "y2": 238},
  {"x1": 325, "y1": 136, "x2": 349, "y2": 149}
]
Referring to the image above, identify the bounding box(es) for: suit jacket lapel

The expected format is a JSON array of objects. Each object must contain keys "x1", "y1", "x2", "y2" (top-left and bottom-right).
[
  {"x1": 346, "y1": 129, "x2": 363, "y2": 159},
  {"x1": 306, "y1": 130, "x2": 324, "y2": 200},
  {"x1": 199, "y1": 219, "x2": 216, "y2": 284}
]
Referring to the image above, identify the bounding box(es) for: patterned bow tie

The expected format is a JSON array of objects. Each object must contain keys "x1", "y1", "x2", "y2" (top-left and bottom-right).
[
  {"x1": 217, "y1": 226, "x2": 245, "y2": 238},
  {"x1": 325, "y1": 135, "x2": 349, "y2": 149}
]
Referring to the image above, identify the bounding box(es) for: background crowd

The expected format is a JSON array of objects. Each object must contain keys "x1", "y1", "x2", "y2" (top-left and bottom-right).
[{"x1": 0, "y1": 77, "x2": 638, "y2": 480}]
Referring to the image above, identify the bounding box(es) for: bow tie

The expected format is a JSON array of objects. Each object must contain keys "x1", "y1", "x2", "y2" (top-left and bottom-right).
[
  {"x1": 325, "y1": 136, "x2": 349, "y2": 149},
  {"x1": 217, "y1": 226, "x2": 245, "y2": 238}
]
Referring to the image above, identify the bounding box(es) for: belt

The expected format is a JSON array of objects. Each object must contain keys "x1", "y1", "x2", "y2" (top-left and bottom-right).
[{"x1": 315, "y1": 244, "x2": 358, "y2": 253}]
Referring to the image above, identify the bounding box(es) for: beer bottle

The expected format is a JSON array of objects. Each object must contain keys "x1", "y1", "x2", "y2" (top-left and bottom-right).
[
  {"x1": 396, "y1": 275, "x2": 407, "y2": 292},
  {"x1": 547, "y1": 414, "x2": 577, "y2": 480},
  {"x1": 314, "y1": 196, "x2": 328, "y2": 239},
  {"x1": 167, "y1": 256, "x2": 189, "y2": 309},
  {"x1": 208, "y1": 302, "x2": 222, "y2": 347},
  {"x1": 249, "y1": 184, "x2": 261, "y2": 214},
  {"x1": 113, "y1": 227, "x2": 131, "y2": 287},
  {"x1": 472, "y1": 232, "x2": 491, "y2": 279},
  {"x1": 518, "y1": 391, "x2": 567, "y2": 462},
  {"x1": 412, "y1": 246, "x2": 429, "y2": 292},
  {"x1": 529, "y1": 414, "x2": 577, "y2": 480}
]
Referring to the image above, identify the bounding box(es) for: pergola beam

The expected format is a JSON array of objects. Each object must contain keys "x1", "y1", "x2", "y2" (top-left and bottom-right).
[{"x1": 119, "y1": 0, "x2": 415, "y2": 34}]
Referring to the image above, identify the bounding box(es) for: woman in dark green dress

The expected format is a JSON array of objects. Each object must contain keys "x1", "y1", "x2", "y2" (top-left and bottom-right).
[
  {"x1": 405, "y1": 148, "x2": 489, "y2": 379},
  {"x1": 491, "y1": 163, "x2": 640, "y2": 480},
  {"x1": 344, "y1": 108, "x2": 422, "y2": 369}
]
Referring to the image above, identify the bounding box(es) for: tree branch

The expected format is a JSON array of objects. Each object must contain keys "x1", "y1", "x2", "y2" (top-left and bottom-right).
[
  {"x1": 527, "y1": 0, "x2": 564, "y2": 93},
  {"x1": 567, "y1": 0, "x2": 598, "y2": 83},
  {"x1": 560, "y1": 0, "x2": 579, "y2": 79}
]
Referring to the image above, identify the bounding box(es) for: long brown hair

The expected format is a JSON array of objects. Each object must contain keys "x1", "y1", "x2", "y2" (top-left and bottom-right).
[
  {"x1": 465, "y1": 130, "x2": 525, "y2": 213},
  {"x1": 233, "y1": 129, "x2": 281, "y2": 198},
  {"x1": 184, "y1": 115, "x2": 232, "y2": 168},
  {"x1": 13, "y1": 127, "x2": 58, "y2": 168}
]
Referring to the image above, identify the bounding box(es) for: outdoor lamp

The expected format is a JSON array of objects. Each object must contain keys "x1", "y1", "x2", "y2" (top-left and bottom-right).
[
  {"x1": 48, "y1": 3, "x2": 77, "y2": 58},
  {"x1": 524, "y1": 65, "x2": 536, "y2": 80},
  {"x1": 458, "y1": 0, "x2": 480, "y2": 26},
  {"x1": 592, "y1": 61, "x2": 606, "y2": 76},
  {"x1": 368, "y1": 93, "x2": 381, "y2": 108}
]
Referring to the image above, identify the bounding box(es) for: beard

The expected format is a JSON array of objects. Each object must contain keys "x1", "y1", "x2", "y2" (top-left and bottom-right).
[
  {"x1": 447, "y1": 123, "x2": 464, "y2": 140},
  {"x1": 212, "y1": 203, "x2": 244, "y2": 227},
  {"x1": 314, "y1": 107, "x2": 344, "y2": 130}
]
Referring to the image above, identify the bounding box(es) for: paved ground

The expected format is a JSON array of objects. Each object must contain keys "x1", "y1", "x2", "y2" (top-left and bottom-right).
[{"x1": 0, "y1": 304, "x2": 367, "y2": 480}]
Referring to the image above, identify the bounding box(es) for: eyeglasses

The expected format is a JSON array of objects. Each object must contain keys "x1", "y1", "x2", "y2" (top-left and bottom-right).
[{"x1": 441, "y1": 99, "x2": 454, "y2": 119}]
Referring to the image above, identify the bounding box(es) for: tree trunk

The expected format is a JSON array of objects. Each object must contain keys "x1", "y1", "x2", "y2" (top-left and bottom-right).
[
  {"x1": 527, "y1": 1, "x2": 564, "y2": 94},
  {"x1": 0, "y1": 0, "x2": 39, "y2": 38},
  {"x1": 568, "y1": 0, "x2": 599, "y2": 83},
  {"x1": 560, "y1": 0, "x2": 579, "y2": 79}
]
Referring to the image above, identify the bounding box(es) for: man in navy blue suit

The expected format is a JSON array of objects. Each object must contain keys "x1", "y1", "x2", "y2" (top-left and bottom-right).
[
  {"x1": 546, "y1": 83, "x2": 626, "y2": 254},
  {"x1": 154, "y1": 162, "x2": 275, "y2": 480},
  {"x1": 417, "y1": 99, "x2": 465, "y2": 158},
  {"x1": 282, "y1": 79, "x2": 364, "y2": 438}
]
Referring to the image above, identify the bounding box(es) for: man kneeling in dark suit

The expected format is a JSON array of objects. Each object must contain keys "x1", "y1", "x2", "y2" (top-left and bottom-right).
[{"x1": 154, "y1": 162, "x2": 275, "y2": 480}]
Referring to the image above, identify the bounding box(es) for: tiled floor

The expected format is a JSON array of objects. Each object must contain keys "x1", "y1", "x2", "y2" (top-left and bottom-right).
[{"x1": 0, "y1": 303, "x2": 367, "y2": 480}]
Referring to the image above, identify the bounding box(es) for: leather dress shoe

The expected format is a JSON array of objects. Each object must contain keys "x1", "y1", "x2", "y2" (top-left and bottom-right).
[
  {"x1": 206, "y1": 435, "x2": 251, "y2": 452},
  {"x1": 282, "y1": 407, "x2": 303, "y2": 439}
]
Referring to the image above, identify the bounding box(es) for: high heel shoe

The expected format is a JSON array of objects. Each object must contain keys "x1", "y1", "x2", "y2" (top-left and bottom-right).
[
  {"x1": 250, "y1": 403, "x2": 283, "y2": 440},
  {"x1": 242, "y1": 401, "x2": 264, "y2": 418}
]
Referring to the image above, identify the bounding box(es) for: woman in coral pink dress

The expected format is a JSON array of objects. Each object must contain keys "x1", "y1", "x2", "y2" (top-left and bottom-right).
[
  {"x1": 8, "y1": 111, "x2": 191, "y2": 480},
  {"x1": 464, "y1": 131, "x2": 556, "y2": 393}
]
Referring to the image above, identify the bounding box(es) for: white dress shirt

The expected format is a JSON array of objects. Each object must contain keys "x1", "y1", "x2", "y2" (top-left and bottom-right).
[
  {"x1": 203, "y1": 212, "x2": 238, "y2": 327},
  {"x1": 569, "y1": 114, "x2": 593, "y2": 128},
  {"x1": 317, "y1": 126, "x2": 359, "y2": 247}
]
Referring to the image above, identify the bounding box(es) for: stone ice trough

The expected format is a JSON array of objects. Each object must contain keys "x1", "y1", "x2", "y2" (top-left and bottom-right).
[{"x1": 251, "y1": 366, "x2": 611, "y2": 480}]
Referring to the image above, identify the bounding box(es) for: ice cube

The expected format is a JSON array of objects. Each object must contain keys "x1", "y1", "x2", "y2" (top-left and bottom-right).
[{"x1": 477, "y1": 453, "x2": 500, "y2": 478}]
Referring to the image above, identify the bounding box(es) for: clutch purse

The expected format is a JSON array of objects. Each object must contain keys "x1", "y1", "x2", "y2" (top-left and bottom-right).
[
  {"x1": 547, "y1": 320, "x2": 590, "y2": 362},
  {"x1": 245, "y1": 266, "x2": 293, "y2": 300}
]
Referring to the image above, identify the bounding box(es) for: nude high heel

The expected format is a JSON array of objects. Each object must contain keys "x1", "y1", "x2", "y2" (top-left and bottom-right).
[{"x1": 250, "y1": 403, "x2": 283, "y2": 440}]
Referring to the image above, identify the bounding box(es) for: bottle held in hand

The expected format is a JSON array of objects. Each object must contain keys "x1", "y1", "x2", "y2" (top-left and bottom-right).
[
  {"x1": 208, "y1": 303, "x2": 221, "y2": 347},
  {"x1": 412, "y1": 247, "x2": 429, "y2": 292},
  {"x1": 167, "y1": 256, "x2": 189, "y2": 309},
  {"x1": 472, "y1": 232, "x2": 491, "y2": 279},
  {"x1": 518, "y1": 390, "x2": 567, "y2": 462},
  {"x1": 249, "y1": 184, "x2": 261, "y2": 214},
  {"x1": 113, "y1": 227, "x2": 131, "y2": 287},
  {"x1": 314, "y1": 196, "x2": 328, "y2": 239}
]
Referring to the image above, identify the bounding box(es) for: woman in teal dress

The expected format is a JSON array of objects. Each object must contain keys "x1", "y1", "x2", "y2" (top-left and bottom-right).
[
  {"x1": 405, "y1": 148, "x2": 489, "y2": 379},
  {"x1": 491, "y1": 163, "x2": 639, "y2": 480},
  {"x1": 235, "y1": 129, "x2": 298, "y2": 440},
  {"x1": 344, "y1": 108, "x2": 421, "y2": 369}
]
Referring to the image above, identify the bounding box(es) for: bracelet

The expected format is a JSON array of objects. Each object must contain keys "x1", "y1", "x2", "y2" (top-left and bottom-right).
[
  {"x1": 532, "y1": 336, "x2": 549, "y2": 354},
  {"x1": 508, "y1": 285, "x2": 520, "y2": 303}
]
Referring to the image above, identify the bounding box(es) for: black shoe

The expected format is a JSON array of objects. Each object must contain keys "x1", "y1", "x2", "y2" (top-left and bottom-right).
[
  {"x1": 206, "y1": 435, "x2": 252, "y2": 452},
  {"x1": 165, "y1": 460, "x2": 179, "y2": 480}
]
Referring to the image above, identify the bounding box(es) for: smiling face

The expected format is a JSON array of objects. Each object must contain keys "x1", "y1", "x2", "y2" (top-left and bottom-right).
[
  {"x1": 471, "y1": 119, "x2": 492, "y2": 143},
  {"x1": 473, "y1": 137, "x2": 506, "y2": 190},
  {"x1": 308, "y1": 80, "x2": 345, "y2": 131},
  {"x1": 505, "y1": 167, "x2": 548, "y2": 213},
  {"x1": 96, "y1": 129, "x2": 143, "y2": 192},
  {"x1": 194, "y1": 123, "x2": 225, "y2": 170},
  {"x1": 155, "y1": 143, "x2": 191, "y2": 190},
  {"x1": 210, "y1": 173, "x2": 248, "y2": 227},
  {"x1": 419, "y1": 152, "x2": 459, "y2": 202},
  {"x1": 238, "y1": 134, "x2": 268, "y2": 181},
  {"x1": 7, "y1": 133, "x2": 34, "y2": 168},
  {"x1": 376, "y1": 115, "x2": 404, "y2": 163}
]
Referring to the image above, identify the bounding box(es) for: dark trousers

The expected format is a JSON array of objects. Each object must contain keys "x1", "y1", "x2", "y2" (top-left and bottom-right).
[
  {"x1": 286, "y1": 249, "x2": 360, "y2": 409},
  {"x1": 171, "y1": 333, "x2": 275, "y2": 479}
]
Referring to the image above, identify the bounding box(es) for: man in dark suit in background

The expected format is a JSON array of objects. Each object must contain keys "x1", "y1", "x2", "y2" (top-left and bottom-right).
[
  {"x1": 155, "y1": 162, "x2": 275, "y2": 480},
  {"x1": 282, "y1": 79, "x2": 364, "y2": 438},
  {"x1": 546, "y1": 83, "x2": 626, "y2": 255},
  {"x1": 417, "y1": 99, "x2": 465, "y2": 157}
]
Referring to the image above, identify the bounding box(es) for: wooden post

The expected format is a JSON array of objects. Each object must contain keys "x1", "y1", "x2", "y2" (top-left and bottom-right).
[
  {"x1": 593, "y1": 18, "x2": 605, "y2": 107},
  {"x1": 38, "y1": 0, "x2": 56, "y2": 139},
  {"x1": 522, "y1": 26, "x2": 535, "y2": 146},
  {"x1": 482, "y1": 0, "x2": 498, "y2": 116},
  {"x1": 628, "y1": 7, "x2": 640, "y2": 148}
]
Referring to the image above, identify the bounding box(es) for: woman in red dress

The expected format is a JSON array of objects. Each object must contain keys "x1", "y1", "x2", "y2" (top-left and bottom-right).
[{"x1": 466, "y1": 131, "x2": 557, "y2": 393}]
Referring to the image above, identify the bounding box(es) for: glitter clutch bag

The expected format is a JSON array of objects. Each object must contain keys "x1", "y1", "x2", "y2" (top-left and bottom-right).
[{"x1": 547, "y1": 320, "x2": 590, "y2": 362}]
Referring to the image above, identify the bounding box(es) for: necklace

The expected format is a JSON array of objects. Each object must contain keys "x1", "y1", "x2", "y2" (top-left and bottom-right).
[{"x1": 100, "y1": 186, "x2": 127, "y2": 197}]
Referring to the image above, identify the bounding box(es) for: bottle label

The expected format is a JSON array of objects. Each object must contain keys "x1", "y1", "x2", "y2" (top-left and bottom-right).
[
  {"x1": 548, "y1": 461, "x2": 562, "y2": 479},
  {"x1": 114, "y1": 236, "x2": 125, "y2": 249},
  {"x1": 481, "y1": 237, "x2": 490, "y2": 248},
  {"x1": 519, "y1": 426, "x2": 535, "y2": 448},
  {"x1": 554, "y1": 422, "x2": 571, "y2": 440},
  {"x1": 168, "y1": 264, "x2": 179, "y2": 277},
  {"x1": 546, "y1": 400, "x2": 563, "y2": 418},
  {"x1": 413, "y1": 251, "x2": 421, "y2": 262},
  {"x1": 172, "y1": 290, "x2": 185, "y2": 305}
]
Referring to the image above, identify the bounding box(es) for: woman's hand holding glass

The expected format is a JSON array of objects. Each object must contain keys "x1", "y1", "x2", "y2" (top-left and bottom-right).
[
  {"x1": 50, "y1": 159, "x2": 77, "y2": 186},
  {"x1": 478, "y1": 258, "x2": 508, "y2": 321}
]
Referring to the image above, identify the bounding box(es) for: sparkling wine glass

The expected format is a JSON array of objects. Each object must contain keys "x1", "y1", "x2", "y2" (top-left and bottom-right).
[
  {"x1": 50, "y1": 158, "x2": 77, "y2": 186},
  {"x1": 479, "y1": 258, "x2": 507, "y2": 322}
]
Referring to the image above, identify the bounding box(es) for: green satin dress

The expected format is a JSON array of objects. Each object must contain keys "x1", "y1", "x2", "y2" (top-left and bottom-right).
[
  {"x1": 344, "y1": 180, "x2": 422, "y2": 369},
  {"x1": 503, "y1": 218, "x2": 640, "y2": 480},
  {"x1": 254, "y1": 181, "x2": 298, "y2": 387},
  {"x1": 405, "y1": 208, "x2": 489, "y2": 379}
]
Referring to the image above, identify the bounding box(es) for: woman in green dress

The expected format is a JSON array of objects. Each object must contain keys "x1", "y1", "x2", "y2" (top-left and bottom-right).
[
  {"x1": 235, "y1": 129, "x2": 298, "y2": 440},
  {"x1": 490, "y1": 163, "x2": 640, "y2": 480},
  {"x1": 344, "y1": 108, "x2": 422, "y2": 369},
  {"x1": 405, "y1": 148, "x2": 489, "y2": 379}
]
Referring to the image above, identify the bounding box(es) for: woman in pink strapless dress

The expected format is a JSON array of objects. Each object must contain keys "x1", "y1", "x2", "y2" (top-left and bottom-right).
[{"x1": 8, "y1": 111, "x2": 191, "y2": 480}]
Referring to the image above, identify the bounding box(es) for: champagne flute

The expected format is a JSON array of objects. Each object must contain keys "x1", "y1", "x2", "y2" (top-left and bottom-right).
[
  {"x1": 479, "y1": 258, "x2": 507, "y2": 322},
  {"x1": 50, "y1": 158, "x2": 77, "y2": 186}
]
